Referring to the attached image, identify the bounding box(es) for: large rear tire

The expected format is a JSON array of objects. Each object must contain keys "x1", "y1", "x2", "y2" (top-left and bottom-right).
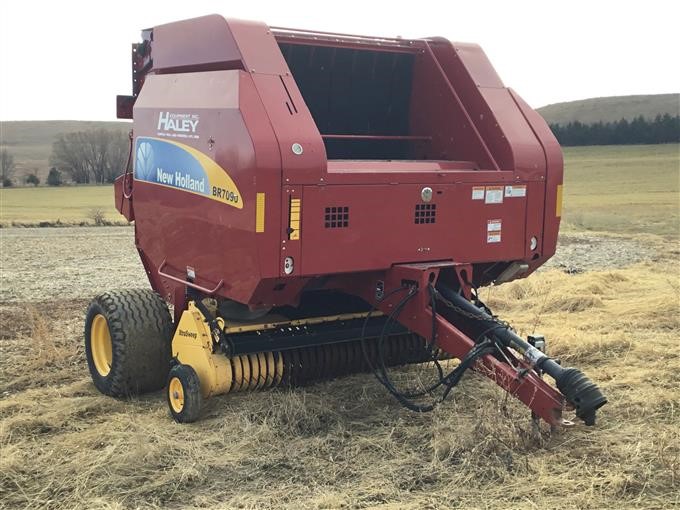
[{"x1": 84, "y1": 289, "x2": 173, "y2": 397}]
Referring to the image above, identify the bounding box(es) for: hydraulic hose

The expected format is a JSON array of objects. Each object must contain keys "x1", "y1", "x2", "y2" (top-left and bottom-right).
[{"x1": 435, "y1": 283, "x2": 607, "y2": 425}]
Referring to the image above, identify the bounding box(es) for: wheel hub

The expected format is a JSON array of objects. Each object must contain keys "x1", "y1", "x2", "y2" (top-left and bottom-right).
[
  {"x1": 90, "y1": 314, "x2": 113, "y2": 376},
  {"x1": 168, "y1": 377, "x2": 185, "y2": 412}
]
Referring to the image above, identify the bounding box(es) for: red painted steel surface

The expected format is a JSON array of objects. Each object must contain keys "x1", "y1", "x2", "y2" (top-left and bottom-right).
[{"x1": 116, "y1": 13, "x2": 562, "y2": 308}]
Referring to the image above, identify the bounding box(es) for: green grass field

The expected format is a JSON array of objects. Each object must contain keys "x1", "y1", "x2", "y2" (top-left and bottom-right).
[
  {"x1": 0, "y1": 185, "x2": 124, "y2": 225},
  {"x1": 1, "y1": 144, "x2": 678, "y2": 233},
  {"x1": 561, "y1": 143, "x2": 679, "y2": 237}
]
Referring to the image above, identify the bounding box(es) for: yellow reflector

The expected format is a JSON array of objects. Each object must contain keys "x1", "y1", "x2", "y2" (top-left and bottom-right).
[
  {"x1": 289, "y1": 198, "x2": 301, "y2": 240},
  {"x1": 556, "y1": 184, "x2": 563, "y2": 217},
  {"x1": 256, "y1": 193, "x2": 265, "y2": 233}
]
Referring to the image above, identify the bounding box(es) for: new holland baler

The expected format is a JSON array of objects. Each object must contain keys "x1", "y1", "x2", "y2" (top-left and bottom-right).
[{"x1": 84, "y1": 14, "x2": 606, "y2": 424}]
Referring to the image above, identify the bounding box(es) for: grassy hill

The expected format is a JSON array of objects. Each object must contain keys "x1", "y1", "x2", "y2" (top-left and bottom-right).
[
  {"x1": 2, "y1": 144, "x2": 678, "y2": 237},
  {"x1": 1, "y1": 93, "x2": 678, "y2": 182},
  {"x1": 537, "y1": 94, "x2": 679, "y2": 125},
  {"x1": 0, "y1": 120, "x2": 130, "y2": 181}
]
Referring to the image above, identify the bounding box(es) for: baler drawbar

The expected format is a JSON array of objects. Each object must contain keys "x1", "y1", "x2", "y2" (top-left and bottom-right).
[{"x1": 84, "y1": 14, "x2": 606, "y2": 426}]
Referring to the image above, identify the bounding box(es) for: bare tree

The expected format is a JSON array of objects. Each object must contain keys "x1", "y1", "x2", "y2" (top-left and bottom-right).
[
  {"x1": 50, "y1": 129, "x2": 128, "y2": 184},
  {"x1": 51, "y1": 132, "x2": 91, "y2": 183},
  {"x1": 104, "y1": 132, "x2": 129, "y2": 183},
  {"x1": 1, "y1": 149, "x2": 16, "y2": 183}
]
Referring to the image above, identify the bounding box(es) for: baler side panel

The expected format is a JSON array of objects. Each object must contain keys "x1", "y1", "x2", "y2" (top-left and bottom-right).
[
  {"x1": 299, "y1": 184, "x2": 527, "y2": 275},
  {"x1": 219, "y1": 19, "x2": 327, "y2": 185},
  {"x1": 403, "y1": 52, "x2": 493, "y2": 168},
  {"x1": 131, "y1": 71, "x2": 266, "y2": 305},
  {"x1": 237, "y1": 72, "x2": 285, "y2": 282},
  {"x1": 509, "y1": 89, "x2": 564, "y2": 262},
  {"x1": 225, "y1": 18, "x2": 291, "y2": 75},
  {"x1": 252, "y1": 74, "x2": 327, "y2": 185},
  {"x1": 428, "y1": 39, "x2": 548, "y2": 179}
]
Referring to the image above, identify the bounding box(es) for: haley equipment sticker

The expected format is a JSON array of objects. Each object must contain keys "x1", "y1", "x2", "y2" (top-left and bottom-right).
[
  {"x1": 135, "y1": 137, "x2": 242, "y2": 208},
  {"x1": 157, "y1": 112, "x2": 200, "y2": 140}
]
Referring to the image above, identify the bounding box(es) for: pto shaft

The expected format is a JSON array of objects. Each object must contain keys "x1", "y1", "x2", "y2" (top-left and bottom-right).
[{"x1": 435, "y1": 284, "x2": 607, "y2": 425}]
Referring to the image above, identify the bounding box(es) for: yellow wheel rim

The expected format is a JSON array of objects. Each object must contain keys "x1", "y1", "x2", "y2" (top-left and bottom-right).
[
  {"x1": 168, "y1": 377, "x2": 185, "y2": 413},
  {"x1": 91, "y1": 314, "x2": 113, "y2": 377}
]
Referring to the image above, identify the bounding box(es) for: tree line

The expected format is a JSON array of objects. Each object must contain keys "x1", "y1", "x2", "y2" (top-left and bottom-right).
[
  {"x1": 51, "y1": 129, "x2": 129, "y2": 184},
  {"x1": 1, "y1": 117, "x2": 678, "y2": 187},
  {"x1": 0, "y1": 129, "x2": 128, "y2": 187},
  {"x1": 549, "y1": 113, "x2": 680, "y2": 146}
]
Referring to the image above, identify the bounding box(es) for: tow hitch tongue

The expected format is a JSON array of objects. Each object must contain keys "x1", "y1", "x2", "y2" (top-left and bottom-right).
[{"x1": 435, "y1": 284, "x2": 607, "y2": 425}]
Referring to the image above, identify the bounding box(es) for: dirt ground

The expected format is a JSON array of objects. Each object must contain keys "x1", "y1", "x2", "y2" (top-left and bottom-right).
[{"x1": 0, "y1": 227, "x2": 678, "y2": 509}]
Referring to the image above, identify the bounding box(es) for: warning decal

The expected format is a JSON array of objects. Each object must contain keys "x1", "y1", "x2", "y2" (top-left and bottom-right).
[
  {"x1": 505, "y1": 185, "x2": 527, "y2": 198},
  {"x1": 487, "y1": 218, "x2": 502, "y2": 243},
  {"x1": 485, "y1": 186, "x2": 504, "y2": 204},
  {"x1": 472, "y1": 186, "x2": 485, "y2": 200}
]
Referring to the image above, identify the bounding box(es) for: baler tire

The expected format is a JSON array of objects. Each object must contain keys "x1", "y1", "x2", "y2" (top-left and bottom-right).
[
  {"x1": 167, "y1": 364, "x2": 202, "y2": 423},
  {"x1": 84, "y1": 289, "x2": 173, "y2": 397}
]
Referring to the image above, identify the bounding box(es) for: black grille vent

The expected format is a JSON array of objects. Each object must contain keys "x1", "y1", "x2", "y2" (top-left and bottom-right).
[
  {"x1": 325, "y1": 206, "x2": 349, "y2": 228},
  {"x1": 415, "y1": 204, "x2": 436, "y2": 224}
]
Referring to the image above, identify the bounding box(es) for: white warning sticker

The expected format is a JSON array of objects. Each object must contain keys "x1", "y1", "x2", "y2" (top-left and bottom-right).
[
  {"x1": 487, "y1": 218, "x2": 501, "y2": 243},
  {"x1": 505, "y1": 185, "x2": 527, "y2": 198},
  {"x1": 487, "y1": 219, "x2": 502, "y2": 232},
  {"x1": 472, "y1": 186, "x2": 485, "y2": 200},
  {"x1": 485, "y1": 186, "x2": 504, "y2": 204}
]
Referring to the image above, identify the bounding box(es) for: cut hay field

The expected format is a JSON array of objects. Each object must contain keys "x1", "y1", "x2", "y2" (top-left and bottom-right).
[
  {"x1": 0, "y1": 144, "x2": 679, "y2": 509},
  {"x1": 0, "y1": 186, "x2": 126, "y2": 226},
  {"x1": 560, "y1": 144, "x2": 679, "y2": 238}
]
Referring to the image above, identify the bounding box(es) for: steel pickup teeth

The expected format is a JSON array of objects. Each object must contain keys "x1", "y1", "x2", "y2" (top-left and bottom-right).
[{"x1": 225, "y1": 334, "x2": 440, "y2": 392}]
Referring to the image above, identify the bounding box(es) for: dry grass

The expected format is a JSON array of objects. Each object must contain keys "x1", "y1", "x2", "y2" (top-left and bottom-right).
[
  {"x1": 1, "y1": 254, "x2": 678, "y2": 509},
  {"x1": 0, "y1": 143, "x2": 678, "y2": 508}
]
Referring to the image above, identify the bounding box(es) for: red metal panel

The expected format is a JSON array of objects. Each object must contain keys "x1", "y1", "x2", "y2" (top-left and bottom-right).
[
  {"x1": 436, "y1": 40, "x2": 505, "y2": 88},
  {"x1": 428, "y1": 39, "x2": 548, "y2": 179},
  {"x1": 300, "y1": 184, "x2": 526, "y2": 275},
  {"x1": 509, "y1": 90, "x2": 563, "y2": 261},
  {"x1": 409, "y1": 51, "x2": 496, "y2": 168},
  {"x1": 227, "y1": 19, "x2": 291, "y2": 75},
  {"x1": 132, "y1": 71, "x2": 262, "y2": 305},
  {"x1": 321, "y1": 162, "x2": 515, "y2": 186},
  {"x1": 237, "y1": 72, "x2": 284, "y2": 280},
  {"x1": 252, "y1": 74, "x2": 327, "y2": 185},
  {"x1": 478, "y1": 88, "x2": 547, "y2": 179},
  {"x1": 152, "y1": 15, "x2": 243, "y2": 71},
  {"x1": 523, "y1": 181, "x2": 545, "y2": 260}
]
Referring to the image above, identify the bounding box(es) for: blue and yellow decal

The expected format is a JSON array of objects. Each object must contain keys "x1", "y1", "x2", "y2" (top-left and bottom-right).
[{"x1": 134, "y1": 137, "x2": 243, "y2": 208}]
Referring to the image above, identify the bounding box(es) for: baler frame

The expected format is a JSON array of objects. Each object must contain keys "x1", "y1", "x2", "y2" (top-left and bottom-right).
[{"x1": 84, "y1": 14, "x2": 608, "y2": 426}]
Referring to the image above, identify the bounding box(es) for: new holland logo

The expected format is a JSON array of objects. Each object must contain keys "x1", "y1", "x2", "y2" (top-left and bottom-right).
[
  {"x1": 135, "y1": 141, "x2": 155, "y2": 181},
  {"x1": 134, "y1": 137, "x2": 243, "y2": 208}
]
